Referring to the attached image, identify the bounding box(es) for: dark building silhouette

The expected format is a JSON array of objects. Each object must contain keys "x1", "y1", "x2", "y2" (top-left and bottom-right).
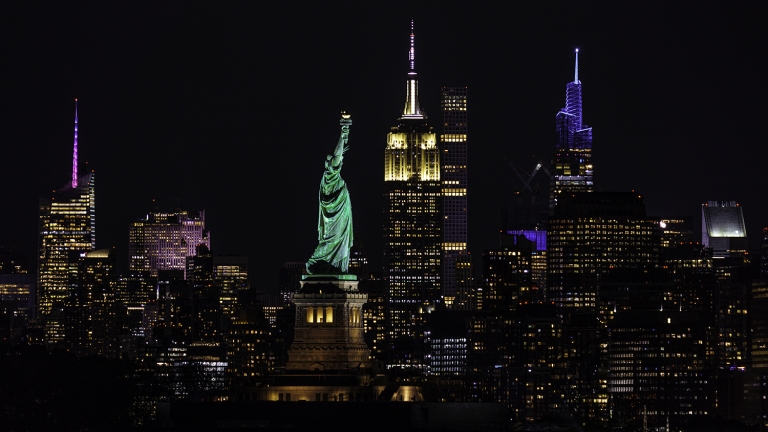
[{"x1": 279, "y1": 262, "x2": 304, "y2": 306}]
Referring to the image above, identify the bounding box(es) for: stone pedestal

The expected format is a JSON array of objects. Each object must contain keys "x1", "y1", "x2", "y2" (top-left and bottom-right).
[{"x1": 286, "y1": 275, "x2": 371, "y2": 371}]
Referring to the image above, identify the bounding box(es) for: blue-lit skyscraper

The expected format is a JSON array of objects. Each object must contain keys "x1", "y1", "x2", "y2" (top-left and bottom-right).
[{"x1": 549, "y1": 49, "x2": 593, "y2": 214}]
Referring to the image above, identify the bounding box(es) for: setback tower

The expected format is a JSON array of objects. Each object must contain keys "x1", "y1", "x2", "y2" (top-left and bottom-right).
[
  {"x1": 38, "y1": 100, "x2": 96, "y2": 344},
  {"x1": 549, "y1": 49, "x2": 593, "y2": 214},
  {"x1": 383, "y1": 21, "x2": 442, "y2": 369}
]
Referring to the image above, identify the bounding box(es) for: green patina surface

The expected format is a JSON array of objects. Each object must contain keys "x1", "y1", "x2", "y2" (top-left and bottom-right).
[
  {"x1": 306, "y1": 114, "x2": 354, "y2": 275},
  {"x1": 301, "y1": 274, "x2": 357, "y2": 281}
]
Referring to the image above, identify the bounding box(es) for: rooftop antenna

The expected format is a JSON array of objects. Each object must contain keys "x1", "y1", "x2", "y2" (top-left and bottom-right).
[
  {"x1": 574, "y1": 48, "x2": 579, "y2": 83},
  {"x1": 409, "y1": 20, "x2": 415, "y2": 72},
  {"x1": 72, "y1": 98, "x2": 78, "y2": 189}
]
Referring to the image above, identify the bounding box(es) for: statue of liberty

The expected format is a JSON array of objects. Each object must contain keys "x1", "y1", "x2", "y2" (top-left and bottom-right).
[{"x1": 306, "y1": 113, "x2": 353, "y2": 275}]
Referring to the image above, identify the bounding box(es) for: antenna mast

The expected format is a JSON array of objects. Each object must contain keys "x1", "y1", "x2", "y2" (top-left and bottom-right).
[
  {"x1": 574, "y1": 48, "x2": 579, "y2": 83},
  {"x1": 72, "y1": 98, "x2": 78, "y2": 188}
]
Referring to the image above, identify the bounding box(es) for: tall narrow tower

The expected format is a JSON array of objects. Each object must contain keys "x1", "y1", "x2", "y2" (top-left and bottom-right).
[
  {"x1": 38, "y1": 100, "x2": 96, "y2": 343},
  {"x1": 549, "y1": 49, "x2": 593, "y2": 214},
  {"x1": 383, "y1": 21, "x2": 442, "y2": 369},
  {"x1": 440, "y1": 87, "x2": 468, "y2": 302}
]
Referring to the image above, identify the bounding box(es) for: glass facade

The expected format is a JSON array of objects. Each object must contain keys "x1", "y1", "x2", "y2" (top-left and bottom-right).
[
  {"x1": 441, "y1": 87, "x2": 468, "y2": 299},
  {"x1": 38, "y1": 172, "x2": 96, "y2": 321}
]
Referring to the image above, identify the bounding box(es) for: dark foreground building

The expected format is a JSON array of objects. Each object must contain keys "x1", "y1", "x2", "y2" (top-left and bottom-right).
[{"x1": 158, "y1": 401, "x2": 509, "y2": 431}]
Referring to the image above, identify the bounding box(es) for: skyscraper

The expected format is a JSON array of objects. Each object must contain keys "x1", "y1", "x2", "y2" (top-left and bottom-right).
[
  {"x1": 38, "y1": 100, "x2": 96, "y2": 325},
  {"x1": 383, "y1": 21, "x2": 442, "y2": 367},
  {"x1": 441, "y1": 87, "x2": 468, "y2": 301},
  {"x1": 547, "y1": 192, "x2": 660, "y2": 312},
  {"x1": 129, "y1": 210, "x2": 210, "y2": 278},
  {"x1": 549, "y1": 49, "x2": 593, "y2": 214},
  {"x1": 701, "y1": 201, "x2": 748, "y2": 258}
]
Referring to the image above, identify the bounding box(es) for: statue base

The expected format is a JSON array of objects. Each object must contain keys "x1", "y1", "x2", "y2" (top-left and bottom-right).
[
  {"x1": 300, "y1": 273, "x2": 358, "y2": 293},
  {"x1": 287, "y1": 276, "x2": 370, "y2": 371}
]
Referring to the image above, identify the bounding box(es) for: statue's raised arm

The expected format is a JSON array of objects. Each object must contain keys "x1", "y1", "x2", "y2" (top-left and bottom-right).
[{"x1": 306, "y1": 113, "x2": 354, "y2": 275}]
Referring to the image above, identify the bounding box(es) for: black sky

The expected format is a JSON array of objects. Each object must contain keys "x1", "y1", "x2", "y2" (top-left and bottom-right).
[{"x1": 3, "y1": 3, "x2": 767, "y2": 291}]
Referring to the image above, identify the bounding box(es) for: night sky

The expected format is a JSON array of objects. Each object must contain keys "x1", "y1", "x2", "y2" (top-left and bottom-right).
[{"x1": 4, "y1": 3, "x2": 767, "y2": 291}]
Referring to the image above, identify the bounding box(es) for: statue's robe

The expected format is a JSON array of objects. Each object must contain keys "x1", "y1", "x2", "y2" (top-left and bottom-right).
[{"x1": 306, "y1": 157, "x2": 353, "y2": 274}]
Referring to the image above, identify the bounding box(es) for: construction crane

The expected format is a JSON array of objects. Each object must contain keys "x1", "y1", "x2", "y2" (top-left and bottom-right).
[{"x1": 504, "y1": 157, "x2": 551, "y2": 227}]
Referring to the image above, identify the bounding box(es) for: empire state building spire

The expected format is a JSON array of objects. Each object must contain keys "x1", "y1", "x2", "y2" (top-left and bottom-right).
[
  {"x1": 402, "y1": 20, "x2": 423, "y2": 119},
  {"x1": 72, "y1": 98, "x2": 78, "y2": 188}
]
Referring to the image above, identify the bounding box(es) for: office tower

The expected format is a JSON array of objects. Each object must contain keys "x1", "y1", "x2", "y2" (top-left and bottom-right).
[
  {"x1": 0, "y1": 242, "x2": 34, "y2": 341},
  {"x1": 454, "y1": 253, "x2": 475, "y2": 310},
  {"x1": 762, "y1": 225, "x2": 768, "y2": 281},
  {"x1": 183, "y1": 254, "x2": 249, "y2": 341},
  {"x1": 425, "y1": 310, "x2": 471, "y2": 377},
  {"x1": 358, "y1": 277, "x2": 388, "y2": 362},
  {"x1": 214, "y1": 256, "x2": 248, "y2": 317},
  {"x1": 547, "y1": 191, "x2": 661, "y2": 312},
  {"x1": 702, "y1": 201, "x2": 748, "y2": 258},
  {"x1": 175, "y1": 341, "x2": 228, "y2": 399},
  {"x1": 129, "y1": 210, "x2": 210, "y2": 278},
  {"x1": 441, "y1": 87, "x2": 468, "y2": 301},
  {"x1": 279, "y1": 262, "x2": 304, "y2": 306},
  {"x1": 0, "y1": 253, "x2": 33, "y2": 346},
  {"x1": 65, "y1": 248, "x2": 117, "y2": 356},
  {"x1": 716, "y1": 282, "x2": 749, "y2": 369},
  {"x1": 383, "y1": 21, "x2": 442, "y2": 368},
  {"x1": 154, "y1": 270, "x2": 192, "y2": 338},
  {"x1": 347, "y1": 245, "x2": 370, "y2": 280},
  {"x1": 547, "y1": 192, "x2": 660, "y2": 422},
  {"x1": 0, "y1": 241, "x2": 29, "y2": 274},
  {"x1": 38, "y1": 101, "x2": 96, "y2": 342},
  {"x1": 748, "y1": 280, "x2": 768, "y2": 426},
  {"x1": 507, "y1": 304, "x2": 565, "y2": 423},
  {"x1": 253, "y1": 291, "x2": 284, "y2": 328},
  {"x1": 466, "y1": 311, "x2": 510, "y2": 402},
  {"x1": 482, "y1": 234, "x2": 533, "y2": 311},
  {"x1": 507, "y1": 229, "x2": 547, "y2": 295},
  {"x1": 226, "y1": 299, "x2": 269, "y2": 389},
  {"x1": 660, "y1": 217, "x2": 695, "y2": 248},
  {"x1": 608, "y1": 312, "x2": 712, "y2": 428},
  {"x1": 549, "y1": 49, "x2": 593, "y2": 214},
  {"x1": 191, "y1": 268, "x2": 223, "y2": 342}
]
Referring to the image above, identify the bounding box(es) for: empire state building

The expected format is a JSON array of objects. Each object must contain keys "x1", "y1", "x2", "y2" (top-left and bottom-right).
[{"x1": 383, "y1": 21, "x2": 441, "y2": 368}]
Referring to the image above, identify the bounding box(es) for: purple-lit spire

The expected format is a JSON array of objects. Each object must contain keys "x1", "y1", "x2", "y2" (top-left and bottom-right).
[
  {"x1": 72, "y1": 98, "x2": 78, "y2": 189},
  {"x1": 565, "y1": 49, "x2": 583, "y2": 130},
  {"x1": 574, "y1": 48, "x2": 579, "y2": 83}
]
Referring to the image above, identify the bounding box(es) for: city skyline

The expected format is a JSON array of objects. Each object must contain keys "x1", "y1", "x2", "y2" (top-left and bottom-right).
[{"x1": 3, "y1": 3, "x2": 766, "y2": 289}]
